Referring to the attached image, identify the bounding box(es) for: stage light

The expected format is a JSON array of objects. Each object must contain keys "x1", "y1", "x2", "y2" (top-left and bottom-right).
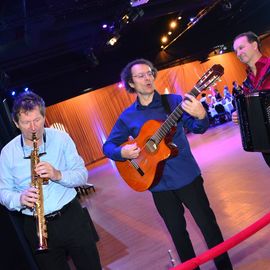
[
  {"x1": 121, "y1": 7, "x2": 144, "y2": 25},
  {"x1": 11, "y1": 91, "x2": 16, "y2": 96},
  {"x1": 107, "y1": 33, "x2": 120, "y2": 46},
  {"x1": 121, "y1": 14, "x2": 130, "y2": 24},
  {"x1": 161, "y1": 36, "x2": 168, "y2": 44},
  {"x1": 130, "y1": 0, "x2": 149, "y2": 7},
  {"x1": 169, "y1": 21, "x2": 177, "y2": 29}
]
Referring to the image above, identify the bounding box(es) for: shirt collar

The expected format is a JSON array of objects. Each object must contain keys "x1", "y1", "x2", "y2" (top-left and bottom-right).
[
  {"x1": 246, "y1": 55, "x2": 269, "y2": 74},
  {"x1": 135, "y1": 90, "x2": 161, "y2": 109}
]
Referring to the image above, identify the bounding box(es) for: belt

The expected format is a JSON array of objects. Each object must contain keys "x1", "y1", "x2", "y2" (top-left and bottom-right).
[{"x1": 45, "y1": 198, "x2": 76, "y2": 221}]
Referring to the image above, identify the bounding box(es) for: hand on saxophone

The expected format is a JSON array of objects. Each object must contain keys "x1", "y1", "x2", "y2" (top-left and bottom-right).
[
  {"x1": 35, "y1": 161, "x2": 62, "y2": 181},
  {"x1": 20, "y1": 187, "x2": 38, "y2": 208}
]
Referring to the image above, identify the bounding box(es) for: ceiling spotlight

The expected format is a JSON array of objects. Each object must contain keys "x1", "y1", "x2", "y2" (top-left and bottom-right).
[
  {"x1": 121, "y1": 14, "x2": 130, "y2": 24},
  {"x1": 169, "y1": 21, "x2": 177, "y2": 29},
  {"x1": 212, "y1": 44, "x2": 227, "y2": 55},
  {"x1": 161, "y1": 36, "x2": 168, "y2": 44},
  {"x1": 107, "y1": 33, "x2": 120, "y2": 46},
  {"x1": 130, "y1": 0, "x2": 149, "y2": 7},
  {"x1": 177, "y1": 11, "x2": 182, "y2": 21},
  {"x1": 121, "y1": 7, "x2": 144, "y2": 25}
]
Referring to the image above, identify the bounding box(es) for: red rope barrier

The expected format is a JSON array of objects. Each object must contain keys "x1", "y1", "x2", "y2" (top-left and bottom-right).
[{"x1": 171, "y1": 212, "x2": 270, "y2": 270}]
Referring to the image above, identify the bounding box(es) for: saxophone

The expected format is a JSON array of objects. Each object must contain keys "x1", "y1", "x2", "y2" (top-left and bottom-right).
[{"x1": 30, "y1": 132, "x2": 49, "y2": 251}]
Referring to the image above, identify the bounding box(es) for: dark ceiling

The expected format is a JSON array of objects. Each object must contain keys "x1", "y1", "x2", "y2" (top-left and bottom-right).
[{"x1": 0, "y1": 0, "x2": 270, "y2": 105}]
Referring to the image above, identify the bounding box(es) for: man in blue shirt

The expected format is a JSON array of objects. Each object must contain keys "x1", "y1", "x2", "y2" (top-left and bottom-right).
[
  {"x1": 103, "y1": 59, "x2": 233, "y2": 270},
  {"x1": 0, "y1": 91, "x2": 101, "y2": 270}
]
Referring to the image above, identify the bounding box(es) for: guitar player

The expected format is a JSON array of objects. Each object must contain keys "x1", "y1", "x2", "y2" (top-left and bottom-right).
[{"x1": 103, "y1": 58, "x2": 233, "y2": 270}]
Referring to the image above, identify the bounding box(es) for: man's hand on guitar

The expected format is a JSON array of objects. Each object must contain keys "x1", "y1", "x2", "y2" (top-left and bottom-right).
[
  {"x1": 121, "y1": 143, "x2": 141, "y2": 159},
  {"x1": 182, "y1": 94, "x2": 206, "y2": 119}
]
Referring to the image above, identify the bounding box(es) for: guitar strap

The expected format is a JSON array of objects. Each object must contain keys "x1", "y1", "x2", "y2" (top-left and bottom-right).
[{"x1": 161, "y1": 94, "x2": 172, "y2": 116}]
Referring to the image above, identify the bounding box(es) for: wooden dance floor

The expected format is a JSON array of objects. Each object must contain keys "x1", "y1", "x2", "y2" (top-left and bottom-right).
[{"x1": 80, "y1": 121, "x2": 270, "y2": 270}]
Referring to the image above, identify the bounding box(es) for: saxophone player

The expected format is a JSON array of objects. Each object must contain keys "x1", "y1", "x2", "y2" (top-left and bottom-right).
[{"x1": 0, "y1": 91, "x2": 101, "y2": 270}]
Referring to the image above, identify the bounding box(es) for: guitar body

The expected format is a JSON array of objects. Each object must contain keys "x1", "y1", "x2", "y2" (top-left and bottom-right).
[{"x1": 115, "y1": 120, "x2": 177, "y2": 192}]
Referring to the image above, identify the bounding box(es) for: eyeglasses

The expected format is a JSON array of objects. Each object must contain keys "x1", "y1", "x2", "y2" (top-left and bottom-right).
[{"x1": 132, "y1": 71, "x2": 154, "y2": 79}]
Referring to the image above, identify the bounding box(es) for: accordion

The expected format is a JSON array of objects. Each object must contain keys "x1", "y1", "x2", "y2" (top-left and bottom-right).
[{"x1": 236, "y1": 91, "x2": 270, "y2": 152}]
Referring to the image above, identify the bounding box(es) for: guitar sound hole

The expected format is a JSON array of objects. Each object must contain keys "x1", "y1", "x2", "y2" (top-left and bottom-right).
[{"x1": 146, "y1": 139, "x2": 158, "y2": 153}]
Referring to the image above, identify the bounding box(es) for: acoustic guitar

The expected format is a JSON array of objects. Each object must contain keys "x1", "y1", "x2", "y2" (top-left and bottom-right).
[{"x1": 115, "y1": 64, "x2": 224, "y2": 192}]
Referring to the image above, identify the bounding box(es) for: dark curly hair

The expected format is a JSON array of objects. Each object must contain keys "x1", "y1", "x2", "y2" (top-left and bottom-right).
[
  {"x1": 233, "y1": 31, "x2": 261, "y2": 51},
  {"x1": 12, "y1": 91, "x2": 46, "y2": 123},
  {"x1": 120, "y1": 58, "x2": 158, "y2": 93}
]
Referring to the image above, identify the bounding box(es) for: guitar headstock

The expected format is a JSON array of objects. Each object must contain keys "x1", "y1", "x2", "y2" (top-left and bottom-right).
[{"x1": 195, "y1": 64, "x2": 224, "y2": 93}]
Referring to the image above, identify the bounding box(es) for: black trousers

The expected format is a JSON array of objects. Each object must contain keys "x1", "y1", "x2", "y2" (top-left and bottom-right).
[
  {"x1": 152, "y1": 176, "x2": 233, "y2": 270},
  {"x1": 23, "y1": 198, "x2": 101, "y2": 270}
]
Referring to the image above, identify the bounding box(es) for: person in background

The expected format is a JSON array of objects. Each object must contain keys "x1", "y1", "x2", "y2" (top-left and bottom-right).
[
  {"x1": 232, "y1": 31, "x2": 270, "y2": 167},
  {"x1": 231, "y1": 81, "x2": 243, "y2": 108},
  {"x1": 0, "y1": 91, "x2": 102, "y2": 270},
  {"x1": 223, "y1": 86, "x2": 232, "y2": 101},
  {"x1": 231, "y1": 81, "x2": 243, "y2": 98},
  {"x1": 200, "y1": 92, "x2": 209, "y2": 112},
  {"x1": 210, "y1": 95, "x2": 217, "y2": 108},
  {"x1": 103, "y1": 58, "x2": 233, "y2": 270},
  {"x1": 214, "y1": 88, "x2": 223, "y2": 102}
]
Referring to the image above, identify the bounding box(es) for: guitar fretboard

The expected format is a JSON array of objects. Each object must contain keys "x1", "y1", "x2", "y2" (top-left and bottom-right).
[{"x1": 151, "y1": 87, "x2": 200, "y2": 145}]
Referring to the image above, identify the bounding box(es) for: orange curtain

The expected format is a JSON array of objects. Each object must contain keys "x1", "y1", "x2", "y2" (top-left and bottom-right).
[
  {"x1": 45, "y1": 39, "x2": 269, "y2": 166},
  {"x1": 46, "y1": 85, "x2": 135, "y2": 164}
]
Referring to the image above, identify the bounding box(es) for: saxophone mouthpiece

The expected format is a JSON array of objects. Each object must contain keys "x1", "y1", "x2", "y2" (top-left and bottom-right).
[{"x1": 32, "y1": 132, "x2": 37, "y2": 141}]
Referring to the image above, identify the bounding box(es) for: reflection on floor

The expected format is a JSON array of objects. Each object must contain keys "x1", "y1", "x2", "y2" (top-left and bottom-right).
[{"x1": 80, "y1": 121, "x2": 270, "y2": 270}]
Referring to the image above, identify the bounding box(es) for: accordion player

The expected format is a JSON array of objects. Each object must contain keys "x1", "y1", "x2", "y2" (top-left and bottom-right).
[{"x1": 235, "y1": 90, "x2": 270, "y2": 153}]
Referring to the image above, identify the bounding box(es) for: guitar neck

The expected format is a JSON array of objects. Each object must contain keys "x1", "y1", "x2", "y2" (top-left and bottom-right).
[
  {"x1": 152, "y1": 87, "x2": 201, "y2": 144},
  {"x1": 148, "y1": 64, "x2": 224, "y2": 146}
]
